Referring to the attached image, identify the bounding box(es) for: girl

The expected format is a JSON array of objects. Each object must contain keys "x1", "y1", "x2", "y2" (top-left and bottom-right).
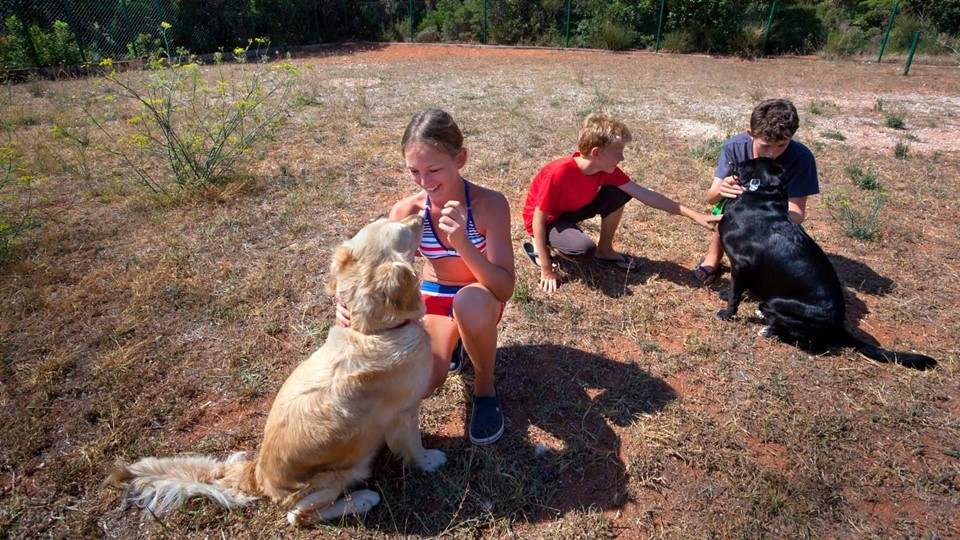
[{"x1": 341, "y1": 109, "x2": 514, "y2": 445}]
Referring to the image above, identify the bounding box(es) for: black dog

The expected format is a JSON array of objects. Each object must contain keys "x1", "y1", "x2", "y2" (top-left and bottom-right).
[{"x1": 716, "y1": 157, "x2": 936, "y2": 370}]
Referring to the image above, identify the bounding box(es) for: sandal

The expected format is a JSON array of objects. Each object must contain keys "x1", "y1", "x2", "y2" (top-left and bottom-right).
[
  {"x1": 596, "y1": 253, "x2": 641, "y2": 273},
  {"x1": 692, "y1": 257, "x2": 718, "y2": 285},
  {"x1": 522, "y1": 242, "x2": 540, "y2": 269}
]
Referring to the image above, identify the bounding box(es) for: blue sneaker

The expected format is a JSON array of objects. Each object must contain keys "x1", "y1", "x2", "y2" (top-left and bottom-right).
[
  {"x1": 449, "y1": 339, "x2": 465, "y2": 374},
  {"x1": 469, "y1": 393, "x2": 504, "y2": 446}
]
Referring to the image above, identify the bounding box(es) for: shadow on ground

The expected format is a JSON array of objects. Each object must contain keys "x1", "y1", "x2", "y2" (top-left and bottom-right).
[{"x1": 363, "y1": 344, "x2": 676, "y2": 534}]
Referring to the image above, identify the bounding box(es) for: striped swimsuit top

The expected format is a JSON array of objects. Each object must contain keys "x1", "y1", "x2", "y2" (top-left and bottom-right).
[{"x1": 419, "y1": 180, "x2": 487, "y2": 260}]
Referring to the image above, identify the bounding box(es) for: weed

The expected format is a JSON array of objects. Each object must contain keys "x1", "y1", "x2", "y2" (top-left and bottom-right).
[
  {"x1": 824, "y1": 190, "x2": 886, "y2": 241},
  {"x1": 894, "y1": 141, "x2": 910, "y2": 159},
  {"x1": 0, "y1": 134, "x2": 40, "y2": 262},
  {"x1": 821, "y1": 131, "x2": 845, "y2": 141},
  {"x1": 83, "y1": 25, "x2": 297, "y2": 196},
  {"x1": 597, "y1": 22, "x2": 635, "y2": 51},
  {"x1": 885, "y1": 114, "x2": 906, "y2": 129},
  {"x1": 661, "y1": 30, "x2": 693, "y2": 53},
  {"x1": 845, "y1": 164, "x2": 881, "y2": 190},
  {"x1": 691, "y1": 136, "x2": 724, "y2": 164},
  {"x1": 873, "y1": 98, "x2": 884, "y2": 112}
]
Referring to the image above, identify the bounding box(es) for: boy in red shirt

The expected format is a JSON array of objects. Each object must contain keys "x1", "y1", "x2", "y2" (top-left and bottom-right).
[{"x1": 522, "y1": 113, "x2": 718, "y2": 293}]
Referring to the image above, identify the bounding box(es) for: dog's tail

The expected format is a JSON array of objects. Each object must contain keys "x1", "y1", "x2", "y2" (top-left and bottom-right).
[
  {"x1": 106, "y1": 451, "x2": 259, "y2": 516},
  {"x1": 844, "y1": 335, "x2": 937, "y2": 370}
]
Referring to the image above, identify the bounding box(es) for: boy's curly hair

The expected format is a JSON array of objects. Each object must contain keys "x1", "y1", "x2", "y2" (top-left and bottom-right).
[
  {"x1": 750, "y1": 99, "x2": 800, "y2": 141},
  {"x1": 578, "y1": 113, "x2": 632, "y2": 154}
]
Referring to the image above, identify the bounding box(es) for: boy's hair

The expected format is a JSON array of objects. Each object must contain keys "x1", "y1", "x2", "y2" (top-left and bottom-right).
[
  {"x1": 401, "y1": 109, "x2": 463, "y2": 157},
  {"x1": 578, "y1": 113, "x2": 632, "y2": 154},
  {"x1": 750, "y1": 98, "x2": 800, "y2": 141}
]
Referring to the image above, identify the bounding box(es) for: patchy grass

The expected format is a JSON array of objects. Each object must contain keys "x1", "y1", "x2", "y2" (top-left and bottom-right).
[{"x1": 0, "y1": 44, "x2": 958, "y2": 539}]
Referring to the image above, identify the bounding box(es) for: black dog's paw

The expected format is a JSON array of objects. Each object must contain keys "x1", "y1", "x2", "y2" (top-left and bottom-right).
[{"x1": 716, "y1": 308, "x2": 734, "y2": 320}]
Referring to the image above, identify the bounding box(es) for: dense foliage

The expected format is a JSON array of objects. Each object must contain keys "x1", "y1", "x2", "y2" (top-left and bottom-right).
[{"x1": 0, "y1": 0, "x2": 958, "y2": 68}]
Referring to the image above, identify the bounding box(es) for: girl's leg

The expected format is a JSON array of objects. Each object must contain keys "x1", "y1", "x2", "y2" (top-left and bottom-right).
[
  {"x1": 422, "y1": 314, "x2": 459, "y2": 398},
  {"x1": 452, "y1": 284, "x2": 501, "y2": 397}
]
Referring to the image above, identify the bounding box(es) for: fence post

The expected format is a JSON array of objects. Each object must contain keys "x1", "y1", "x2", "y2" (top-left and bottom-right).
[
  {"x1": 409, "y1": 0, "x2": 413, "y2": 41},
  {"x1": 903, "y1": 30, "x2": 920, "y2": 75},
  {"x1": 564, "y1": 0, "x2": 571, "y2": 48},
  {"x1": 152, "y1": 0, "x2": 165, "y2": 25},
  {"x1": 760, "y1": 1, "x2": 776, "y2": 56},
  {"x1": 655, "y1": 0, "x2": 665, "y2": 52},
  {"x1": 878, "y1": 0, "x2": 899, "y2": 63},
  {"x1": 482, "y1": 0, "x2": 487, "y2": 44},
  {"x1": 119, "y1": 0, "x2": 138, "y2": 57},
  {"x1": 61, "y1": 0, "x2": 88, "y2": 64},
  {"x1": 14, "y1": 0, "x2": 42, "y2": 67}
]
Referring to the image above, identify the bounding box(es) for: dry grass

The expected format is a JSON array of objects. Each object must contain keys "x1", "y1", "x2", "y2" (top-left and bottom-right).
[{"x1": 1, "y1": 44, "x2": 958, "y2": 538}]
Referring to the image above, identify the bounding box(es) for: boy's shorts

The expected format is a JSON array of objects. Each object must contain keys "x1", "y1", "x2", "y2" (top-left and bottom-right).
[{"x1": 421, "y1": 281, "x2": 505, "y2": 322}]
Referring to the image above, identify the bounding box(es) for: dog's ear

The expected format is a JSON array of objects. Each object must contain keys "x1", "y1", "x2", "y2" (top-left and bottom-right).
[
  {"x1": 763, "y1": 161, "x2": 786, "y2": 189},
  {"x1": 374, "y1": 261, "x2": 421, "y2": 314},
  {"x1": 327, "y1": 244, "x2": 356, "y2": 295}
]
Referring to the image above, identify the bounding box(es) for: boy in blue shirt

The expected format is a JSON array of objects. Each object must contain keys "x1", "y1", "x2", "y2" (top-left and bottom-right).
[{"x1": 692, "y1": 98, "x2": 820, "y2": 284}]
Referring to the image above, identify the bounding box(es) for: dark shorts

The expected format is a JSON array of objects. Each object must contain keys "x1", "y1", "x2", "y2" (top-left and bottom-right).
[{"x1": 546, "y1": 185, "x2": 631, "y2": 262}]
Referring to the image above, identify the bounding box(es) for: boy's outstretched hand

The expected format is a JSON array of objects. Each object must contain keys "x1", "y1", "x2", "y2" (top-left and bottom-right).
[{"x1": 697, "y1": 212, "x2": 723, "y2": 229}]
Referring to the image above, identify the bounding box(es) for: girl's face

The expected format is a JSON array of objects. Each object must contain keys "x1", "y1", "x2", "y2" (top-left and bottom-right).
[{"x1": 404, "y1": 142, "x2": 466, "y2": 197}]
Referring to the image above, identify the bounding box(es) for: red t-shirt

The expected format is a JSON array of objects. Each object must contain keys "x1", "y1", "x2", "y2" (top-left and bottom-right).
[{"x1": 522, "y1": 152, "x2": 630, "y2": 235}]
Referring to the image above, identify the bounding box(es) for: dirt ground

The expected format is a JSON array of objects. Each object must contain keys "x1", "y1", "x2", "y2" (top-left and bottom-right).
[{"x1": 1, "y1": 43, "x2": 958, "y2": 538}]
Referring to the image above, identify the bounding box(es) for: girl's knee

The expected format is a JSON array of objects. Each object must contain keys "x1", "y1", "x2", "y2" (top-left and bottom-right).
[{"x1": 452, "y1": 286, "x2": 499, "y2": 325}]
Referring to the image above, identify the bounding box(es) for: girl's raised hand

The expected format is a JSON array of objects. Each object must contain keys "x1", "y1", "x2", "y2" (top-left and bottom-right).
[{"x1": 438, "y1": 200, "x2": 470, "y2": 250}]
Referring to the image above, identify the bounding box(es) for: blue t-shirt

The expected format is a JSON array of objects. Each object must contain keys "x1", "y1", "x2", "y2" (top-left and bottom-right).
[{"x1": 714, "y1": 133, "x2": 819, "y2": 198}]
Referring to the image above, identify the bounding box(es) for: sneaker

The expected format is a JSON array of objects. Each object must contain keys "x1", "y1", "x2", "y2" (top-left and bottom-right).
[
  {"x1": 449, "y1": 339, "x2": 465, "y2": 374},
  {"x1": 469, "y1": 393, "x2": 504, "y2": 446}
]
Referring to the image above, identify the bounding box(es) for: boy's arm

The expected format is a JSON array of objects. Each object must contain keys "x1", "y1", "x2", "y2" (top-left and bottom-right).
[
  {"x1": 531, "y1": 207, "x2": 559, "y2": 292},
  {"x1": 706, "y1": 176, "x2": 744, "y2": 204},
  {"x1": 788, "y1": 196, "x2": 808, "y2": 224},
  {"x1": 618, "y1": 181, "x2": 719, "y2": 229}
]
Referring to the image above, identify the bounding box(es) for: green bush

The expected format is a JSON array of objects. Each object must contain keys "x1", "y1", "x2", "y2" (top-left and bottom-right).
[
  {"x1": 845, "y1": 164, "x2": 881, "y2": 190},
  {"x1": 822, "y1": 26, "x2": 872, "y2": 58},
  {"x1": 597, "y1": 21, "x2": 636, "y2": 50},
  {"x1": 0, "y1": 16, "x2": 83, "y2": 68},
  {"x1": 661, "y1": 29, "x2": 693, "y2": 53},
  {"x1": 766, "y1": 4, "x2": 827, "y2": 54}
]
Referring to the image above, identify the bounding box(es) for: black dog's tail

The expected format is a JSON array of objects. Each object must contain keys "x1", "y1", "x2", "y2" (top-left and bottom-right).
[{"x1": 843, "y1": 335, "x2": 937, "y2": 370}]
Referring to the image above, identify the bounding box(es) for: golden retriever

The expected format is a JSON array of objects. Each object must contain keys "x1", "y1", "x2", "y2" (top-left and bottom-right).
[{"x1": 107, "y1": 215, "x2": 446, "y2": 526}]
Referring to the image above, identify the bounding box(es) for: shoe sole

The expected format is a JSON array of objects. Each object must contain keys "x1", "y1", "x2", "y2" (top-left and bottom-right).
[{"x1": 469, "y1": 423, "x2": 504, "y2": 445}]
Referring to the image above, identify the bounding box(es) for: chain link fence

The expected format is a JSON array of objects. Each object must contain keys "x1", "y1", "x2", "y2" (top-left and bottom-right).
[{"x1": 0, "y1": 0, "x2": 183, "y2": 69}]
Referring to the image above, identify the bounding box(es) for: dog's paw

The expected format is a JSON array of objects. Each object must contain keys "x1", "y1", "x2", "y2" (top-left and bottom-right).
[
  {"x1": 716, "y1": 308, "x2": 734, "y2": 320},
  {"x1": 346, "y1": 489, "x2": 381, "y2": 513},
  {"x1": 415, "y1": 449, "x2": 447, "y2": 473},
  {"x1": 757, "y1": 325, "x2": 774, "y2": 338},
  {"x1": 226, "y1": 451, "x2": 249, "y2": 464},
  {"x1": 754, "y1": 308, "x2": 766, "y2": 321}
]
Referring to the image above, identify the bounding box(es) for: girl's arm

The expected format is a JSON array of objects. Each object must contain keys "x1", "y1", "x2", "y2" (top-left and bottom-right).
[{"x1": 438, "y1": 192, "x2": 515, "y2": 302}]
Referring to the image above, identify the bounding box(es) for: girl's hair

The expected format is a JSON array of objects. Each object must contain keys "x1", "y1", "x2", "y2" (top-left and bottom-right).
[
  {"x1": 401, "y1": 109, "x2": 464, "y2": 157},
  {"x1": 578, "y1": 113, "x2": 632, "y2": 154},
  {"x1": 750, "y1": 99, "x2": 800, "y2": 141}
]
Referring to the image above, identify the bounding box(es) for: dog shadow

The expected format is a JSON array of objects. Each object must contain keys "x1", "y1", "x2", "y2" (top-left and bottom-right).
[
  {"x1": 553, "y1": 256, "x2": 697, "y2": 298},
  {"x1": 366, "y1": 344, "x2": 676, "y2": 534}
]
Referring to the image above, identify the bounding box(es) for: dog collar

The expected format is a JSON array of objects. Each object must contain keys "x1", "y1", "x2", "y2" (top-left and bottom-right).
[{"x1": 379, "y1": 319, "x2": 412, "y2": 333}]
